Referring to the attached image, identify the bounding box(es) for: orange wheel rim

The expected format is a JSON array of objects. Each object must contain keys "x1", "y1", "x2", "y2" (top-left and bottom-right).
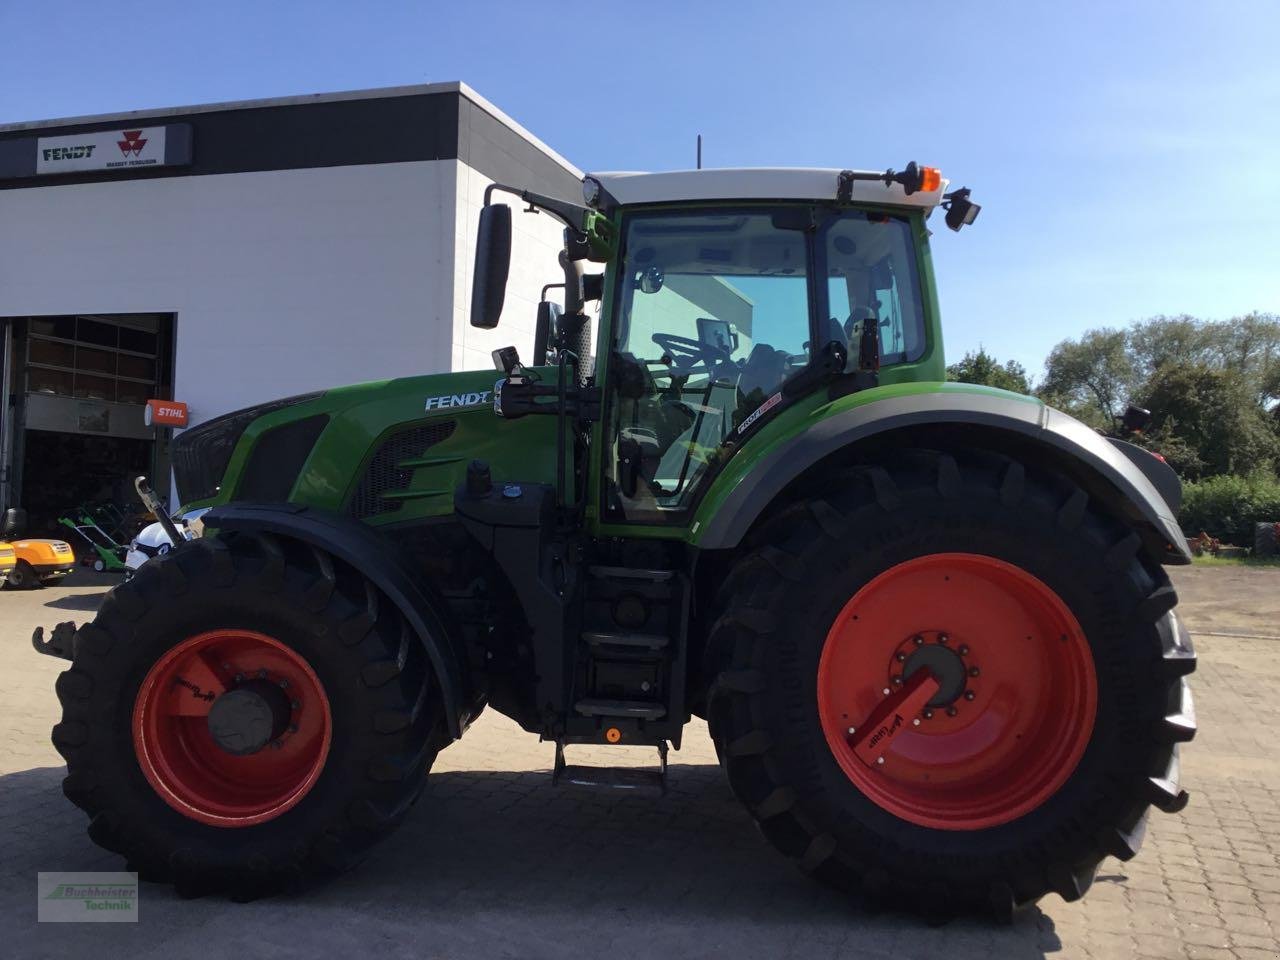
[
  {"x1": 817, "y1": 553, "x2": 1097, "y2": 830},
  {"x1": 132, "y1": 630, "x2": 332, "y2": 827}
]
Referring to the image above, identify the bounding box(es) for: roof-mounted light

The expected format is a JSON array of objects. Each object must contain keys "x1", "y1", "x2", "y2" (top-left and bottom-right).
[{"x1": 582, "y1": 177, "x2": 602, "y2": 208}]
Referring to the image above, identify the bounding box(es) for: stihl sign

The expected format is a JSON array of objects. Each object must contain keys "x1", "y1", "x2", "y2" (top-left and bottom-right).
[{"x1": 144, "y1": 400, "x2": 189, "y2": 428}]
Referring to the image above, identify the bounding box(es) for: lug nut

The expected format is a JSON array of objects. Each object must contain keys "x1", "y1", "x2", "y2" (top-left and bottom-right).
[
  {"x1": 234, "y1": 673, "x2": 244, "y2": 683},
  {"x1": 291, "y1": 700, "x2": 301, "y2": 710},
  {"x1": 946, "y1": 706, "x2": 958, "y2": 717},
  {"x1": 895, "y1": 652, "x2": 906, "y2": 662},
  {"x1": 964, "y1": 691, "x2": 976, "y2": 701},
  {"x1": 288, "y1": 724, "x2": 299, "y2": 733},
  {"x1": 221, "y1": 662, "x2": 231, "y2": 670},
  {"x1": 882, "y1": 687, "x2": 892, "y2": 696},
  {"x1": 892, "y1": 676, "x2": 903, "y2": 686},
  {"x1": 847, "y1": 726, "x2": 856, "y2": 735},
  {"x1": 958, "y1": 645, "x2": 969, "y2": 656},
  {"x1": 923, "y1": 709, "x2": 933, "y2": 719},
  {"x1": 969, "y1": 667, "x2": 980, "y2": 677},
  {"x1": 876, "y1": 756, "x2": 885, "y2": 765},
  {"x1": 937, "y1": 633, "x2": 949, "y2": 644},
  {"x1": 257, "y1": 669, "x2": 268, "y2": 679},
  {"x1": 278, "y1": 679, "x2": 289, "y2": 689},
  {"x1": 270, "y1": 739, "x2": 283, "y2": 750},
  {"x1": 913, "y1": 635, "x2": 924, "y2": 646},
  {"x1": 912, "y1": 718, "x2": 921, "y2": 726}
]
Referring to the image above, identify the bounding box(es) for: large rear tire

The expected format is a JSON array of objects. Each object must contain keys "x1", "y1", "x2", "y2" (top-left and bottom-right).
[
  {"x1": 52, "y1": 532, "x2": 445, "y2": 899},
  {"x1": 706, "y1": 448, "x2": 1196, "y2": 919}
]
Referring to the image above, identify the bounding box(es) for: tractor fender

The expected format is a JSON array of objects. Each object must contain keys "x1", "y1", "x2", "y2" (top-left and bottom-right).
[
  {"x1": 695, "y1": 390, "x2": 1193, "y2": 564},
  {"x1": 202, "y1": 502, "x2": 469, "y2": 738}
]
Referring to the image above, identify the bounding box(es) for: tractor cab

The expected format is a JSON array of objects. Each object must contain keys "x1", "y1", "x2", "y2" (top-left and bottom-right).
[{"x1": 472, "y1": 164, "x2": 977, "y2": 532}]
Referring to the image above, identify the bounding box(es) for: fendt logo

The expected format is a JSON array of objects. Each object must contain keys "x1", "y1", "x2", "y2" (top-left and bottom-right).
[
  {"x1": 424, "y1": 390, "x2": 492, "y2": 411},
  {"x1": 41, "y1": 144, "x2": 95, "y2": 162},
  {"x1": 117, "y1": 130, "x2": 148, "y2": 157}
]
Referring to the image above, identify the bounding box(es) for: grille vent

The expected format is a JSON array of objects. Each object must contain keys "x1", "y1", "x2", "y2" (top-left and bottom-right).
[{"x1": 348, "y1": 421, "x2": 456, "y2": 519}]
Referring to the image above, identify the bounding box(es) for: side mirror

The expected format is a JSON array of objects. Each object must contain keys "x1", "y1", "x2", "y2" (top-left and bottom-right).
[
  {"x1": 534, "y1": 301, "x2": 561, "y2": 365},
  {"x1": 2, "y1": 506, "x2": 27, "y2": 538},
  {"x1": 470, "y1": 204, "x2": 512, "y2": 329}
]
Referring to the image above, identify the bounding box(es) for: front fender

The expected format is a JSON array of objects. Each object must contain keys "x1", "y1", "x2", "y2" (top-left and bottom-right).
[
  {"x1": 203, "y1": 503, "x2": 469, "y2": 738},
  {"x1": 693, "y1": 387, "x2": 1191, "y2": 564}
]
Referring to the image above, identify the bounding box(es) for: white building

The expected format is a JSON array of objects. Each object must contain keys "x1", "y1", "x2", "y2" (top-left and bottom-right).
[{"x1": 0, "y1": 83, "x2": 580, "y2": 526}]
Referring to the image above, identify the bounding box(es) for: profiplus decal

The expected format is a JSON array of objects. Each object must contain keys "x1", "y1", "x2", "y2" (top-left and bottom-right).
[
  {"x1": 736, "y1": 391, "x2": 783, "y2": 435},
  {"x1": 424, "y1": 390, "x2": 493, "y2": 411}
]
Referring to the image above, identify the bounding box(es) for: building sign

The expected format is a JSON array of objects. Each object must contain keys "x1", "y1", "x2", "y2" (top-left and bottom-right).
[
  {"x1": 144, "y1": 399, "x2": 189, "y2": 428},
  {"x1": 34, "y1": 124, "x2": 190, "y2": 176}
]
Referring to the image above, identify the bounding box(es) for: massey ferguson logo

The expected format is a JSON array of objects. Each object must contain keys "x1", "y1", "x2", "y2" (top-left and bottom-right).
[
  {"x1": 424, "y1": 390, "x2": 493, "y2": 411},
  {"x1": 117, "y1": 130, "x2": 148, "y2": 157}
]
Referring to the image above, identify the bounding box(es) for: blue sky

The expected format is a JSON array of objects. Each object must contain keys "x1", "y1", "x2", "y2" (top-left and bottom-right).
[{"x1": 2, "y1": 0, "x2": 1275, "y2": 379}]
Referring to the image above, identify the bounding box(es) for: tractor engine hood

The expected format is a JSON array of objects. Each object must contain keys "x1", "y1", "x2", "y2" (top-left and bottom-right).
[{"x1": 170, "y1": 368, "x2": 544, "y2": 515}]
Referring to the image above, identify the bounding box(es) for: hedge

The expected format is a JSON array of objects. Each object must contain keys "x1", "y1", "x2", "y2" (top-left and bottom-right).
[{"x1": 1178, "y1": 473, "x2": 1280, "y2": 547}]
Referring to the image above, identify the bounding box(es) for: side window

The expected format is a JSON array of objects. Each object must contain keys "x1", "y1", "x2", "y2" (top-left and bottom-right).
[
  {"x1": 824, "y1": 213, "x2": 925, "y2": 366},
  {"x1": 607, "y1": 210, "x2": 813, "y2": 520}
]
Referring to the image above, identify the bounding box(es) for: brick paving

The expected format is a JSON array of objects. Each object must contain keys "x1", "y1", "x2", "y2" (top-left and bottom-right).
[{"x1": 2, "y1": 566, "x2": 1277, "y2": 959}]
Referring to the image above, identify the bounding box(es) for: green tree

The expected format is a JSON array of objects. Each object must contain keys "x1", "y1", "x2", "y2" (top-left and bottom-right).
[
  {"x1": 1136, "y1": 362, "x2": 1280, "y2": 480},
  {"x1": 946, "y1": 347, "x2": 1030, "y2": 394},
  {"x1": 1037, "y1": 328, "x2": 1134, "y2": 428}
]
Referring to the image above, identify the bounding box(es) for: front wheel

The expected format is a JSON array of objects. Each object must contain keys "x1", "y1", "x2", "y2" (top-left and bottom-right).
[
  {"x1": 706, "y1": 448, "x2": 1196, "y2": 919},
  {"x1": 7, "y1": 559, "x2": 39, "y2": 590},
  {"x1": 52, "y1": 532, "x2": 445, "y2": 898}
]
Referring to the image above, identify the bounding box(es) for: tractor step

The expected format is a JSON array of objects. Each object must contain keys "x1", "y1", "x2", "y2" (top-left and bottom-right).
[
  {"x1": 574, "y1": 698, "x2": 667, "y2": 719},
  {"x1": 583, "y1": 630, "x2": 669, "y2": 649},
  {"x1": 552, "y1": 740, "x2": 668, "y2": 795}
]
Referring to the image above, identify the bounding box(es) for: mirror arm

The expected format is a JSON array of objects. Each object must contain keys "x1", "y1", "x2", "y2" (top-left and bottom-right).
[{"x1": 484, "y1": 183, "x2": 590, "y2": 235}]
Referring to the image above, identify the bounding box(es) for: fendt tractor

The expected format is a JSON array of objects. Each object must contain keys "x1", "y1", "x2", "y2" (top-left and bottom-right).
[{"x1": 35, "y1": 162, "x2": 1196, "y2": 919}]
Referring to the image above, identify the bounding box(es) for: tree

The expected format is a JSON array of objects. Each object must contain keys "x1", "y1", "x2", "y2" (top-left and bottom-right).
[
  {"x1": 1136, "y1": 362, "x2": 1280, "y2": 480},
  {"x1": 1037, "y1": 328, "x2": 1134, "y2": 428},
  {"x1": 946, "y1": 347, "x2": 1030, "y2": 394}
]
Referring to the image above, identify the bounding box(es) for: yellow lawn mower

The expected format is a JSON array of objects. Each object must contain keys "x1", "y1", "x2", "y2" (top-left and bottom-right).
[{"x1": 1, "y1": 508, "x2": 76, "y2": 590}]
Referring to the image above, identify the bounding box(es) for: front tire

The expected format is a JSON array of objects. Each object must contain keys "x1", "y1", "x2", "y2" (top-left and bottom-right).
[
  {"x1": 706, "y1": 448, "x2": 1196, "y2": 919},
  {"x1": 7, "y1": 559, "x2": 38, "y2": 590},
  {"x1": 52, "y1": 532, "x2": 445, "y2": 898}
]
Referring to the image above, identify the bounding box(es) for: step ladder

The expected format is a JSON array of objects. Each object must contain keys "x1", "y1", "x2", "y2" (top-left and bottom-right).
[{"x1": 552, "y1": 740, "x2": 669, "y2": 795}]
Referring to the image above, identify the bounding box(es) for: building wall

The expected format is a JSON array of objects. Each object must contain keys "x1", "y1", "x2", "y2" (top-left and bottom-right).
[{"x1": 0, "y1": 160, "x2": 459, "y2": 428}]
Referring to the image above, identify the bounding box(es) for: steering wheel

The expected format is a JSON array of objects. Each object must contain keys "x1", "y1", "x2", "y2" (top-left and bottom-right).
[{"x1": 651, "y1": 332, "x2": 734, "y2": 378}]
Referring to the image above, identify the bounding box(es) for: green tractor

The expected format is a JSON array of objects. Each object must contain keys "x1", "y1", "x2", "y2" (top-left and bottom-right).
[{"x1": 35, "y1": 162, "x2": 1196, "y2": 917}]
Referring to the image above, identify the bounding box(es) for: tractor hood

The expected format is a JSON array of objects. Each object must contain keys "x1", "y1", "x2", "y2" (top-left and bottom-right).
[{"x1": 172, "y1": 368, "x2": 559, "y2": 521}]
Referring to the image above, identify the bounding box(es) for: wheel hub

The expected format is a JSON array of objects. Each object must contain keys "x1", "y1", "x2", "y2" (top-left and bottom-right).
[
  {"x1": 899, "y1": 635, "x2": 970, "y2": 708},
  {"x1": 207, "y1": 679, "x2": 293, "y2": 756}
]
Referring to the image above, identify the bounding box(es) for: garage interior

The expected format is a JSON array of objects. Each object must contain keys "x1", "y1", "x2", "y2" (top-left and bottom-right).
[{"x1": 0, "y1": 313, "x2": 175, "y2": 546}]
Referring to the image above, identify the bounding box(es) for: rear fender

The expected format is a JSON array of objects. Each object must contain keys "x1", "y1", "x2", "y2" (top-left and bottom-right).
[
  {"x1": 693, "y1": 390, "x2": 1191, "y2": 565},
  {"x1": 202, "y1": 503, "x2": 469, "y2": 738}
]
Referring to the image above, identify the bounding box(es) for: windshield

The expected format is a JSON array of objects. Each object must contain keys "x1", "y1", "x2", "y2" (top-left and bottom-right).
[{"x1": 606, "y1": 205, "x2": 925, "y2": 521}]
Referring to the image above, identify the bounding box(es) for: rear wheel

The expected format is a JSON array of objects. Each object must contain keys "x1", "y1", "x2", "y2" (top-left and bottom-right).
[
  {"x1": 706, "y1": 448, "x2": 1196, "y2": 919},
  {"x1": 53, "y1": 532, "x2": 445, "y2": 898}
]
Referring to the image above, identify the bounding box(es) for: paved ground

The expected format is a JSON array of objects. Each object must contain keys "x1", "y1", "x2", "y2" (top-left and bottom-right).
[{"x1": 2, "y1": 566, "x2": 1278, "y2": 959}]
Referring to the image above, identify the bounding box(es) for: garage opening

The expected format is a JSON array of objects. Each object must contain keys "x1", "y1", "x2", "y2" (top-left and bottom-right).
[{"x1": 1, "y1": 313, "x2": 176, "y2": 545}]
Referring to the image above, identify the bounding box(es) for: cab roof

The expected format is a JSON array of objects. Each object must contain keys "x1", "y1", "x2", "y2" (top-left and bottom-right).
[{"x1": 589, "y1": 167, "x2": 949, "y2": 210}]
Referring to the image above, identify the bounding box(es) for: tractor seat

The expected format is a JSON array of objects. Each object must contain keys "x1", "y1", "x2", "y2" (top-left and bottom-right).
[{"x1": 737, "y1": 344, "x2": 788, "y2": 399}]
